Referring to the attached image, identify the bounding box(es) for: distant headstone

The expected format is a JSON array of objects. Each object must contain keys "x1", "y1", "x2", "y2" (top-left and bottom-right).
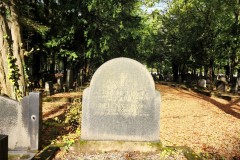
[
  {"x1": 198, "y1": 79, "x2": 206, "y2": 88},
  {"x1": 74, "y1": 73, "x2": 83, "y2": 91},
  {"x1": 77, "y1": 72, "x2": 83, "y2": 87},
  {"x1": 57, "y1": 77, "x2": 63, "y2": 92},
  {"x1": 45, "y1": 81, "x2": 54, "y2": 95},
  {"x1": 66, "y1": 69, "x2": 73, "y2": 91},
  {"x1": 216, "y1": 81, "x2": 226, "y2": 92},
  {"x1": 0, "y1": 92, "x2": 42, "y2": 150},
  {"x1": 0, "y1": 135, "x2": 8, "y2": 160},
  {"x1": 81, "y1": 57, "x2": 161, "y2": 142},
  {"x1": 219, "y1": 76, "x2": 227, "y2": 83}
]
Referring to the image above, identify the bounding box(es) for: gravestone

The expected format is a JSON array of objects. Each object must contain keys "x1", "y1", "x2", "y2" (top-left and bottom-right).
[
  {"x1": 0, "y1": 135, "x2": 8, "y2": 160},
  {"x1": 57, "y1": 77, "x2": 63, "y2": 92},
  {"x1": 45, "y1": 81, "x2": 54, "y2": 95},
  {"x1": 66, "y1": 69, "x2": 73, "y2": 91},
  {"x1": 81, "y1": 57, "x2": 161, "y2": 142},
  {"x1": 0, "y1": 92, "x2": 42, "y2": 150},
  {"x1": 216, "y1": 76, "x2": 228, "y2": 92},
  {"x1": 198, "y1": 79, "x2": 206, "y2": 88},
  {"x1": 77, "y1": 71, "x2": 84, "y2": 87},
  {"x1": 219, "y1": 76, "x2": 227, "y2": 83},
  {"x1": 217, "y1": 81, "x2": 226, "y2": 92},
  {"x1": 74, "y1": 73, "x2": 81, "y2": 91}
]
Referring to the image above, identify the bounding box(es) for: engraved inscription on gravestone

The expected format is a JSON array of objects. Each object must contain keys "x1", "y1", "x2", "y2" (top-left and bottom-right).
[{"x1": 81, "y1": 57, "x2": 161, "y2": 141}]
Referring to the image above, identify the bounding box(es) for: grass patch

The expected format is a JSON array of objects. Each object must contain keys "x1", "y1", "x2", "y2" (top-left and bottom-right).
[{"x1": 8, "y1": 154, "x2": 31, "y2": 160}]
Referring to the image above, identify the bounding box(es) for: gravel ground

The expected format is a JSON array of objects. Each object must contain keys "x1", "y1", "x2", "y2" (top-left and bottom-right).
[
  {"x1": 56, "y1": 150, "x2": 187, "y2": 160},
  {"x1": 158, "y1": 84, "x2": 240, "y2": 159},
  {"x1": 53, "y1": 84, "x2": 240, "y2": 160}
]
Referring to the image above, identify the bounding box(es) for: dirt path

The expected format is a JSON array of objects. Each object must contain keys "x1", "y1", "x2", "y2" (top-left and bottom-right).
[{"x1": 157, "y1": 84, "x2": 240, "y2": 159}]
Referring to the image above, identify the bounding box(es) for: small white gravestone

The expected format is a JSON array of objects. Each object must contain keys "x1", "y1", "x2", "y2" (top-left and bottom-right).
[
  {"x1": 198, "y1": 79, "x2": 206, "y2": 88},
  {"x1": 81, "y1": 57, "x2": 160, "y2": 142}
]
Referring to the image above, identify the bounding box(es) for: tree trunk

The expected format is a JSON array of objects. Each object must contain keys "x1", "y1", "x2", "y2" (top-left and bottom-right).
[
  {"x1": 180, "y1": 64, "x2": 186, "y2": 82},
  {"x1": 172, "y1": 60, "x2": 179, "y2": 82},
  {"x1": 204, "y1": 66, "x2": 208, "y2": 79},
  {"x1": 49, "y1": 52, "x2": 55, "y2": 74},
  {"x1": 10, "y1": 0, "x2": 26, "y2": 96},
  {"x1": 209, "y1": 58, "x2": 214, "y2": 82},
  {"x1": 0, "y1": 8, "x2": 15, "y2": 98},
  {"x1": 0, "y1": 0, "x2": 26, "y2": 99},
  {"x1": 230, "y1": 1, "x2": 240, "y2": 83}
]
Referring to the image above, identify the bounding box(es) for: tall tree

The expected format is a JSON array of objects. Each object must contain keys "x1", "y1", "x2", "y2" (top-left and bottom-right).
[
  {"x1": 159, "y1": 0, "x2": 239, "y2": 83},
  {"x1": 82, "y1": 0, "x2": 144, "y2": 68},
  {"x1": 0, "y1": 0, "x2": 26, "y2": 99}
]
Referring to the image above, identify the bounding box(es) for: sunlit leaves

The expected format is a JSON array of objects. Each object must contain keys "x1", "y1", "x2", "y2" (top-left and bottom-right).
[
  {"x1": 82, "y1": 0, "x2": 143, "y2": 62},
  {"x1": 7, "y1": 55, "x2": 22, "y2": 100},
  {"x1": 21, "y1": 18, "x2": 50, "y2": 37},
  {"x1": 59, "y1": 49, "x2": 78, "y2": 62}
]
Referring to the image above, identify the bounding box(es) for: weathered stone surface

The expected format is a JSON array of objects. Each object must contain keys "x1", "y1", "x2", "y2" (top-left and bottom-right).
[
  {"x1": 66, "y1": 69, "x2": 73, "y2": 91},
  {"x1": 219, "y1": 76, "x2": 227, "y2": 83},
  {"x1": 57, "y1": 77, "x2": 63, "y2": 92},
  {"x1": 45, "y1": 81, "x2": 54, "y2": 95},
  {"x1": 216, "y1": 81, "x2": 226, "y2": 92},
  {"x1": 198, "y1": 79, "x2": 206, "y2": 88},
  {"x1": 81, "y1": 57, "x2": 160, "y2": 142},
  {"x1": 0, "y1": 92, "x2": 42, "y2": 150}
]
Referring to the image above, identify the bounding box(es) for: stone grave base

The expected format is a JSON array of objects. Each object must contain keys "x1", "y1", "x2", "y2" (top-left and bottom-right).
[
  {"x1": 70, "y1": 141, "x2": 161, "y2": 153},
  {"x1": 8, "y1": 151, "x2": 36, "y2": 160}
]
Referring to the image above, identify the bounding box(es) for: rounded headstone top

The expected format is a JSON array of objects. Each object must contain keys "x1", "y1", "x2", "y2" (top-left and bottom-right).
[{"x1": 90, "y1": 57, "x2": 155, "y2": 91}]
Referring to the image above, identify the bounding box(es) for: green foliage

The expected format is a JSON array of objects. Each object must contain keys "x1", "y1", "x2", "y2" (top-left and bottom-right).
[
  {"x1": 139, "y1": 10, "x2": 165, "y2": 65},
  {"x1": 82, "y1": 0, "x2": 143, "y2": 62},
  {"x1": 59, "y1": 49, "x2": 78, "y2": 61},
  {"x1": 16, "y1": 0, "x2": 167, "y2": 76},
  {"x1": 149, "y1": 0, "x2": 240, "y2": 81},
  {"x1": 7, "y1": 55, "x2": 22, "y2": 99},
  {"x1": 198, "y1": 152, "x2": 225, "y2": 160},
  {"x1": 149, "y1": 142, "x2": 163, "y2": 150},
  {"x1": 8, "y1": 154, "x2": 31, "y2": 160},
  {"x1": 47, "y1": 101, "x2": 81, "y2": 152},
  {"x1": 21, "y1": 17, "x2": 50, "y2": 37},
  {"x1": 64, "y1": 101, "x2": 81, "y2": 127},
  {"x1": 45, "y1": 27, "x2": 75, "y2": 48},
  {"x1": 160, "y1": 147, "x2": 181, "y2": 159},
  {"x1": 62, "y1": 128, "x2": 80, "y2": 150},
  {"x1": 14, "y1": 0, "x2": 240, "y2": 85}
]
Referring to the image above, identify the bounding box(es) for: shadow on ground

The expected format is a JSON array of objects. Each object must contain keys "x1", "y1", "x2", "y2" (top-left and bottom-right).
[{"x1": 176, "y1": 87, "x2": 240, "y2": 119}]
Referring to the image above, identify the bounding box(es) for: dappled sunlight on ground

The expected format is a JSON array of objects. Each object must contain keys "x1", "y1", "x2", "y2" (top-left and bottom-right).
[
  {"x1": 42, "y1": 102, "x2": 70, "y2": 120},
  {"x1": 157, "y1": 84, "x2": 240, "y2": 159}
]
